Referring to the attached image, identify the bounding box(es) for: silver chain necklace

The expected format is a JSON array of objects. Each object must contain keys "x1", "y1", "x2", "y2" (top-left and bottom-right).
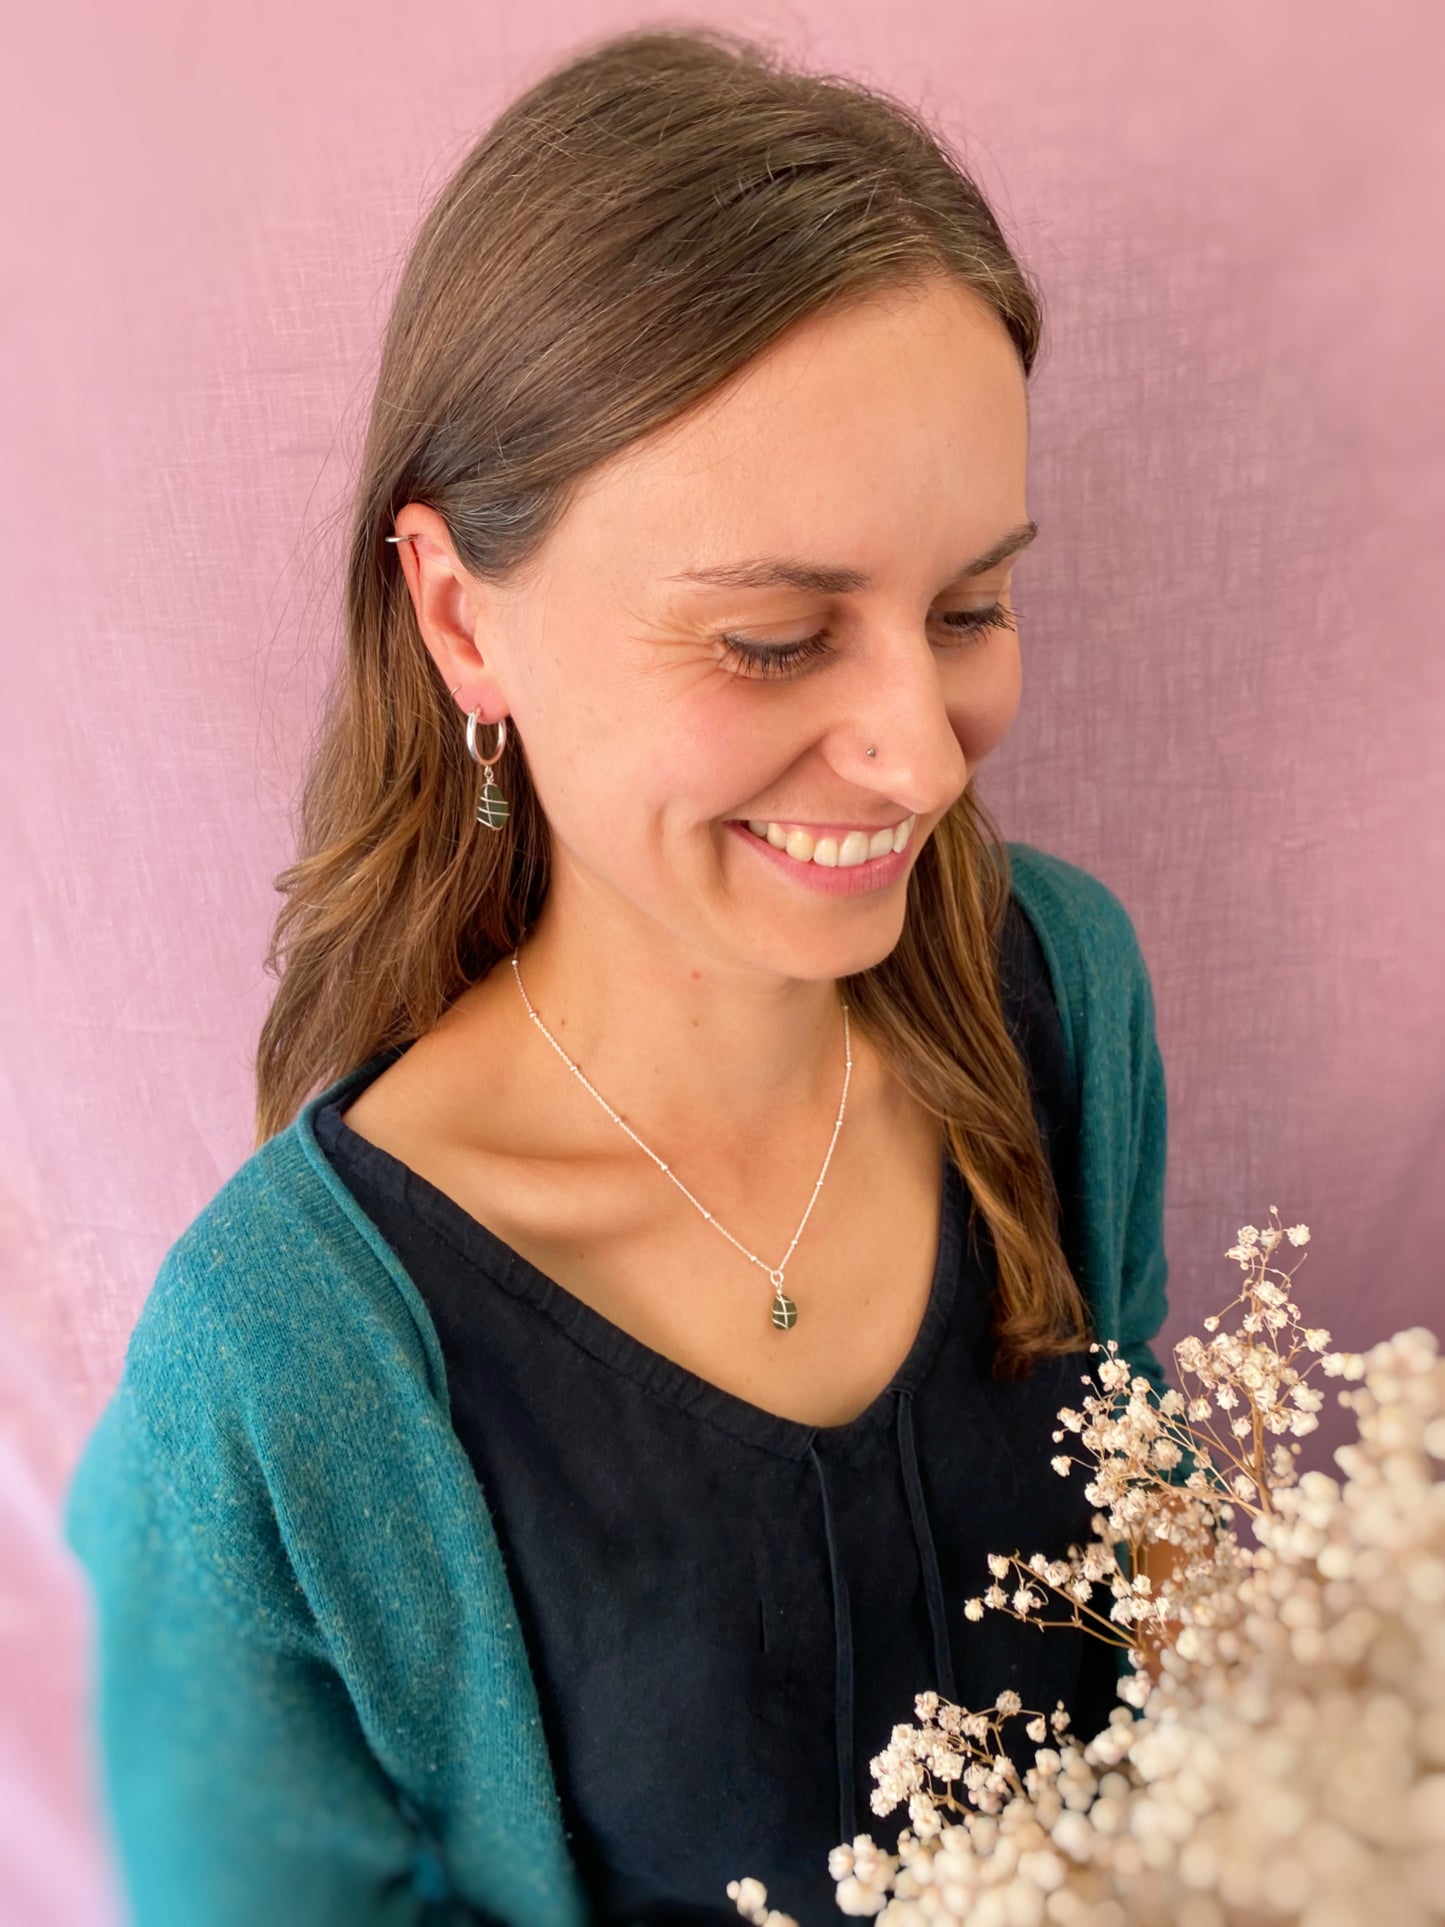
[{"x1": 508, "y1": 949, "x2": 852, "y2": 1331}]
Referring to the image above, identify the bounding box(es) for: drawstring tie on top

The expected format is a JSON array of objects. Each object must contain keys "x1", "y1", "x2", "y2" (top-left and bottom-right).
[{"x1": 805, "y1": 1386, "x2": 957, "y2": 1846}]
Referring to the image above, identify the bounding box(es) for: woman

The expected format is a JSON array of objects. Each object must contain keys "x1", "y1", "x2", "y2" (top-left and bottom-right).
[{"x1": 65, "y1": 25, "x2": 1187, "y2": 1927}]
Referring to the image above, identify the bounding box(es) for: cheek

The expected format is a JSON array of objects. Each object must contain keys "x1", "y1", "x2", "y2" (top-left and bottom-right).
[
  {"x1": 951, "y1": 642, "x2": 1022, "y2": 766},
  {"x1": 621, "y1": 731, "x2": 745, "y2": 832}
]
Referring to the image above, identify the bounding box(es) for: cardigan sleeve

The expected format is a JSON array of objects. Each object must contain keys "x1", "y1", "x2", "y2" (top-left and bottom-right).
[
  {"x1": 1104, "y1": 895, "x2": 1214, "y2": 1495},
  {"x1": 1113, "y1": 927, "x2": 1174, "y2": 1409},
  {"x1": 63, "y1": 1249, "x2": 504, "y2": 1927}
]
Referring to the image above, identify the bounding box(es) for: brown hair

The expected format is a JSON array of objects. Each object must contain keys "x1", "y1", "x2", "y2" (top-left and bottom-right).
[{"x1": 254, "y1": 24, "x2": 1091, "y2": 1379}]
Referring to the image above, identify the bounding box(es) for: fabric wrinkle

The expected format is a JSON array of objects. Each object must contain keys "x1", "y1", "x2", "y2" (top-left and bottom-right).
[
  {"x1": 895, "y1": 1386, "x2": 957, "y2": 1707},
  {"x1": 805, "y1": 1438, "x2": 856, "y2": 1846}
]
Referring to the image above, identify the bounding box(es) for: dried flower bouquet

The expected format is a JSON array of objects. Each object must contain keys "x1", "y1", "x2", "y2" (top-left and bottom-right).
[{"x1": 728, "y1": 1210, "x2": 1445, "y2": 1925}]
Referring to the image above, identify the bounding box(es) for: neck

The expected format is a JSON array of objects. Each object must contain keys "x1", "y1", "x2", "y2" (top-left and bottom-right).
[{"x1": 497, "y1": 901, "x2": 864, "y2": 1169}]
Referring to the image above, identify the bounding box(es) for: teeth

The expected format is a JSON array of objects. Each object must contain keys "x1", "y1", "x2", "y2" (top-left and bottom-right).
[{"x1": 743, "y1": 814, "x2": 917, "y2": 868}]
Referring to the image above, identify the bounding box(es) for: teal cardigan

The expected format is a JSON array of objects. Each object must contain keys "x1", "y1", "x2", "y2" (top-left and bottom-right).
[{"x1": 63, "y1": 843, "x2": 1179, "y2": 1927}]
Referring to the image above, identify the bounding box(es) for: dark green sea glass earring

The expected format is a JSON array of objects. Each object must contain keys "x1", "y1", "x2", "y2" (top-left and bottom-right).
[{"x1": 464, "y1": 710, "x2": 510, "y2": 832}]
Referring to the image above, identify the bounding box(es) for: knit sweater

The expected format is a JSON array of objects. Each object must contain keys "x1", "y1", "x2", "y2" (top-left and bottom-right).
[{"x1": 63, "y1": 841, "x2": 1178, "y2": 1927}]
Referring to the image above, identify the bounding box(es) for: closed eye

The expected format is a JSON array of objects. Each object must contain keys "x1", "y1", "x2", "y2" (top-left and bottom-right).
[{"x1": 718, "y1": 602, "x2": 1018, "y2": 681}]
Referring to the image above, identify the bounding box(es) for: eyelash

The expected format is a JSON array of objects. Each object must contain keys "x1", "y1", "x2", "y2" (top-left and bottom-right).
[{"x1": 717, "y1": 603, "x2": 1018, "y2": 681}]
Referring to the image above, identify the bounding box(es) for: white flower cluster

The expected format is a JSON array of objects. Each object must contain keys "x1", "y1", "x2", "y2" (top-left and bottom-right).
[{"x1": 728, "y1": 1209, "x2": 1445, "y2": 1924}]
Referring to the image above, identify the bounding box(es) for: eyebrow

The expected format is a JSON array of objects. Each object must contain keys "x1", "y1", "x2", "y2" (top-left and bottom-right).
[{"x1": 664, "y1": 521, "x2": 1039, "y2": 595}]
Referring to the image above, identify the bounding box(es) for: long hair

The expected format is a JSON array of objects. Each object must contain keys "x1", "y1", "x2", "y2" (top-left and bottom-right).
[{"x1": 254, "y1": 24, "x2": 1091, "y2": 1380}]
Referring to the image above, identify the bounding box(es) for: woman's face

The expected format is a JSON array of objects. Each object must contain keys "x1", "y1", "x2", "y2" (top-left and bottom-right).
[{"x1": 409, "y1": 272, "x2": 1032, "y2": 986}]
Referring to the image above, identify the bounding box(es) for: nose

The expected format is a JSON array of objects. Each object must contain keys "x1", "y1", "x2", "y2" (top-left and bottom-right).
[{"x1": 831, "y1": 628, "x2": 971, "y2": 811}]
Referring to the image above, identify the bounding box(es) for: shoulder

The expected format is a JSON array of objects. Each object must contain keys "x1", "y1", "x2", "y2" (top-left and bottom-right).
[
  {"x1": 1002, "y1": 840, "x2": 1149, "y2": 968},
  {"x1": 116, "y1": 1111, "x2": 449, "y2": 1468},
  {"x1": 64, "y1": 1104, "x2": 526, "y2": 1709},
  {"x1": 67, "y1": 1095, "x2": 469, "y2": 1604},
  {"x1": 1001, "y1": 841, "x2": 1159, "y2": 1076}
]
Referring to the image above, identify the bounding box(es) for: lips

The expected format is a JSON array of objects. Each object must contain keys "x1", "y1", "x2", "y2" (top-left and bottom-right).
[{"x1": 725, "y1": 818, "x2": 914, "y2": 897}]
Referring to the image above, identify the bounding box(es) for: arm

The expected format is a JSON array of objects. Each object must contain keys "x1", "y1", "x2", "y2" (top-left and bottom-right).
[
  {"x1": 1111, "y1": 914, "x2": 1217, "y2": 1496},
  {"x1": 1111, "y1": 926, "x2": 1177, "y2": 1430},
  {"x1": 65, "y1": 1369, "x2": 476, "y2": 1927},
  {"x1": 1112, "y1": 923, "x2": 1233, "y2": 1684},
  {"x1": 60, "y1": 1201, "x2": 546, "y2": 1927}
]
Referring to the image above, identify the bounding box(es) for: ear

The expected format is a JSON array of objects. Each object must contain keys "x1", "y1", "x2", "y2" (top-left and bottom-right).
[{"x1": 388, "y1": 503, "x2": 508, "y2": 722}]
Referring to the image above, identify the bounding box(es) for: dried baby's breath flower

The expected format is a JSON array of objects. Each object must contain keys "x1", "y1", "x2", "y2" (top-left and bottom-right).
[
  {"x1": 725, "y1": 1874, "x2": 801, "y2": 1925},
  {"x1": 729, "y1": 1208, "x2": 1445, "y2": 1924}
]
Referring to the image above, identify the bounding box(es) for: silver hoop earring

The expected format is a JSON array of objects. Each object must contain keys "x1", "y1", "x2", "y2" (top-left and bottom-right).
[{"x1": 464, "y1": 709, "x2": 510, "y2": 831}]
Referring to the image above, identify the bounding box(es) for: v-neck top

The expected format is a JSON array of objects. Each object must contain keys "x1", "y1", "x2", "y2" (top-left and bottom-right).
[
  {"x1": 67, "y1": 839, "x2": 1186, "y2": 1927},
  {"x1": 310, "y1": 894, "x2": 1121, "y2": 1927}
]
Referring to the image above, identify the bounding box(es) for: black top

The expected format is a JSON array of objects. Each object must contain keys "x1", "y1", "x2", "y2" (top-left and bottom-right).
[{"x1": 313, "y1": 896, "x2": 1117, "y2": 1927}]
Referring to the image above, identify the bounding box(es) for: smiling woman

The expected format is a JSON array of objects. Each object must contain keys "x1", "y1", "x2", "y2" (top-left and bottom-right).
[{"x1": 63, "y1": 23, "x2": 1183, "y2": 1927}]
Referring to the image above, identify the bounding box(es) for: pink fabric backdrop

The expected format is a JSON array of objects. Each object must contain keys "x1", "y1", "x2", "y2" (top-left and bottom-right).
[{"x1": 4, "y1": 2, "x2": 1442, "y2": 1920}]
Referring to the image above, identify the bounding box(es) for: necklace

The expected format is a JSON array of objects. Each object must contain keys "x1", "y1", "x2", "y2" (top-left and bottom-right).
[{"x1": 508, "y1": 949, "x2": 852, "y2": 1331}]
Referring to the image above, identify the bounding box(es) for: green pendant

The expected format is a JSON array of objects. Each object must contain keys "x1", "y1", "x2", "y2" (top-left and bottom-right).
[
  {"x1": 771, "y1": 1292, "x2": 798, "y2": 1331},
  {"x1": 475, "y1": 783, "x2": 510, "y2": 830}
]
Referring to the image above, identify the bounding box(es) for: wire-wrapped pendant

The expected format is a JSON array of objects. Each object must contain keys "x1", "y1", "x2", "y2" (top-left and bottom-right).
[
  {"x1": 475, "y1": 782, "x2": 510, "y2": 830},
  {"x1": 771, "y1": 1291, "x2": 798, "y2": 1331}
]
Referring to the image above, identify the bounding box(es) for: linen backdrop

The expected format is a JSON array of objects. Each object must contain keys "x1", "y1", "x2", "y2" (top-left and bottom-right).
[{"x1": 3, "y1": 1, "x2": 1442, "y2": 1921}]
